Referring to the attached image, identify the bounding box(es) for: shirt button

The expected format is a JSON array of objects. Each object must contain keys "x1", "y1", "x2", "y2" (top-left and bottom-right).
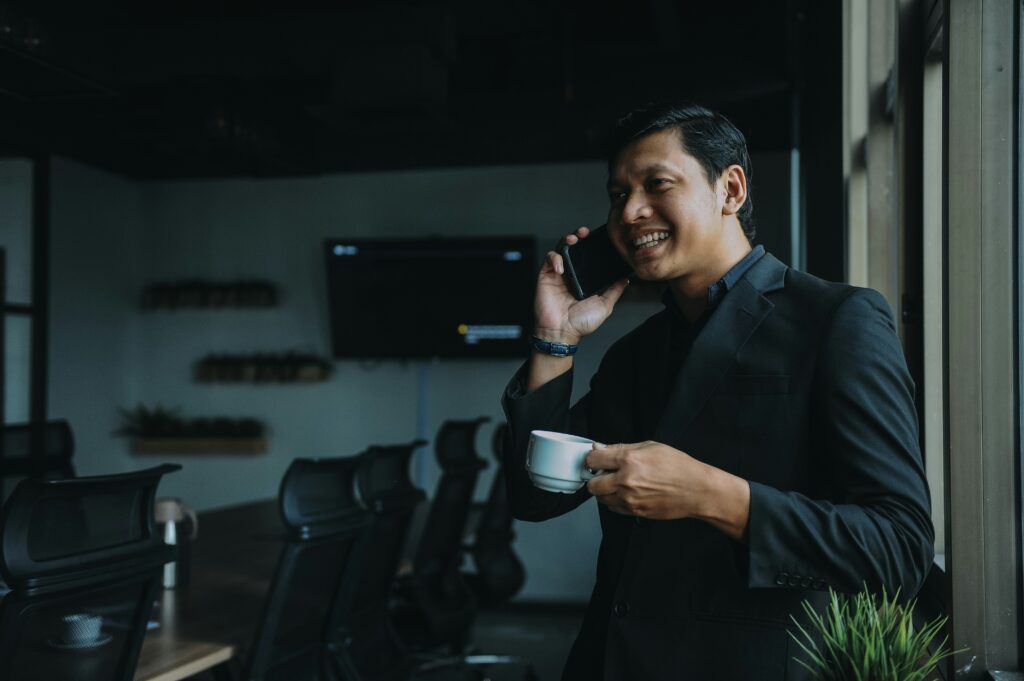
[
  {"x1": 788, "y1": 576, "x2": 801, "y2": 587},
  {"x1": 775, "y1": 573, "x2": 788, "y2": 586},
  {"x1": 613, "y1": 600, "x2": 630, "y2": 618},
  {"x1": 800, "y1": 578, "x2": 812, "y2": 588}
]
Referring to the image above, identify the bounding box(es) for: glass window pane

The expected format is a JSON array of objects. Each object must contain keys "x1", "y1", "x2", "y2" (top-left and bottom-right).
[
  {"x1": 5, "y1": 315, "x2": 31, "y2": 423},
  {"x1": 0, "y1": 159, "x2": 34, "y2": 306},
  {"x1": 922, "y1": 58, "x2": 944, "y2": 557}
]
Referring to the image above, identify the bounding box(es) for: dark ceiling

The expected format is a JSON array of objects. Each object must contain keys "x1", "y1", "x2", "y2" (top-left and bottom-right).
[{"x1": 0, "y1": 0, "x2": 827, "y2": 179}]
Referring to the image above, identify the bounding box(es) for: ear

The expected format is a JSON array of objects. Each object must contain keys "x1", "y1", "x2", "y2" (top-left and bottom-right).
[{"x1": 720, "y1": 165, "x2": 748, "y2": 217}]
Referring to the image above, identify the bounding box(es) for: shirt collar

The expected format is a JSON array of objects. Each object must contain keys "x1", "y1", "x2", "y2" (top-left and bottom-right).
[
  {"x1": 707, "y1": 245, "x2": 765, "y2": 305},
  {"x1": 661, "y1": 245, "x2": 767, "y2": 312}
]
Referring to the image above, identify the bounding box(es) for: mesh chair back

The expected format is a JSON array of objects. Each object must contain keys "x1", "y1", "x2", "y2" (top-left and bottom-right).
[
  {"x1": 0, "y1": 465, "x2": 178, "y2": 681},
  {"x1": 345, "y1": 442, "x2": 426, "y2": 681},
  {"x1": 243, "y1": 457, "x2": 371, "y2": 681},
  {"x1": 352, "y1": 442, "x2": 426, "y2": 607},
  {"x1": 409, "y1": 418, "x2": 488, "y2": 649},
  {"x1": 469, "y1": 423, "x2": 525, "y2": 605},
  {"x1": 0, "y1": 420, "x2": 75, "y2": 478},
  {"x1": 414, "y1": 418, "x2": 488, "y2": 577}
]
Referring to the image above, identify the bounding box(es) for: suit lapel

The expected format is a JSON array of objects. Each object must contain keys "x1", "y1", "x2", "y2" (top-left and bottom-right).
[{"x1": 652, "y1": 253, "x2": 787, "y2": 445}]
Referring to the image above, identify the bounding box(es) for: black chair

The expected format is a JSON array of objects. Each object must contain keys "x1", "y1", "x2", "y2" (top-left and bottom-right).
[
  {"x1": 333, "y1": 441, "x2": 426, "y2": 681},
  {"x1": 239, "y1": 456, "x2": 372, "y2": 681},
  {"x1": 396, "y1": 418, "x2": 537, "y2": 681},
  {"x1": 399, "y1": 418, "x2": 489, "y2": 654},
  {"x1": 0, "y1": 464, "x2": 179, "y2": 681},
  {"x1": 463, "y1": 423, "x2": 525, "y2": 607},
  {"x1": 0, "y1": 420, "x2": 75, "y2": 479}
]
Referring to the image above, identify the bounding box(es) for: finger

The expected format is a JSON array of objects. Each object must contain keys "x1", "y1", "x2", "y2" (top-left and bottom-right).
[
  {"x1": 585, "y1": 470, "x2": 617, "y2": 496},
  {"x1": 545, "y1": 250, "x2": 564, "y2": 275},
  {"x1": 576, "y1": 226, "x2": 590, "y2": 238},
  {"x1": 564, "y1": 234, "x2": 579, "y2": 246},
  {"x1": 598, "y1": 278, "x2": 630, "y2": 307},
  {"x1": 585, "y1": 442, "x2": 628, "y2": 470},
  {"x1": 593, "y1": 494, "x2": 631, "y2": 516}
]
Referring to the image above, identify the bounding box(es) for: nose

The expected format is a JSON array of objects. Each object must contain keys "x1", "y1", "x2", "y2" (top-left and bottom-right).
[{"x1": 620, "y1": 190, "x2": 652, "y2": 224}]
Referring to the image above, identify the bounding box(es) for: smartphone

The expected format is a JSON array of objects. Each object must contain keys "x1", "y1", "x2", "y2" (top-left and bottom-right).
[{"x1": 559, "y1": 224, "x2": 633, "y2": 300}]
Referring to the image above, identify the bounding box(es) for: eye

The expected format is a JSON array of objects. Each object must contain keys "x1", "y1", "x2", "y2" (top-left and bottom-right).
[
  {"x1": 608, "y1": 190, "x2": 628, "y2": 205},
  {"x1": 647, "y1": 178, "x2": 672, "y2": 191}
]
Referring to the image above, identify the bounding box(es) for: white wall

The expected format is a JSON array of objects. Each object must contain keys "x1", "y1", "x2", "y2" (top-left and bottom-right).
[
  {"x1": 48, "y1": 158, "x2": 144, "y2": 476},
  {"x1": 46, "y1": 153, "x2": 790, "y2": 603}
]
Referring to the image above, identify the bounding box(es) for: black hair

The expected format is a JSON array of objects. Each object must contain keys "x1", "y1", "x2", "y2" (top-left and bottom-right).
[{"x1": 606, "y1": 103, "x2": 756, "y2": 242}]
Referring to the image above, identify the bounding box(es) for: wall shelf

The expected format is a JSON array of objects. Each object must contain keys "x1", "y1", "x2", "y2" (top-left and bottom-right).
[{"x1": 132, "y1": 437, "x2": 267, "y2": 455}]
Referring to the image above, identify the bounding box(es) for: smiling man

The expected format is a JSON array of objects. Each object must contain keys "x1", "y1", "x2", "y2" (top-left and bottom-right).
[{"x1": 501, "y1": 104, "x2": 934, "y2": 681}]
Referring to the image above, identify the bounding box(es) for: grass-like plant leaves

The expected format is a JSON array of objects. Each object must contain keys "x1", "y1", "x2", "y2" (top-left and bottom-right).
[{"x1": 789, "y1": 586, "x2": 963, "y2": 681}]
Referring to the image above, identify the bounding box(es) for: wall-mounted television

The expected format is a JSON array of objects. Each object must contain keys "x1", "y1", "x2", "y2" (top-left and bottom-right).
[{"x1": 325, "y1": 236, "x2": 536, "y2": 359}]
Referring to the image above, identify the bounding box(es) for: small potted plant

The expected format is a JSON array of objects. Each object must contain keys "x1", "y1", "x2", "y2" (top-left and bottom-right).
[{"x1": 790, "y1": 586, "x2": 962, "y2": 681}]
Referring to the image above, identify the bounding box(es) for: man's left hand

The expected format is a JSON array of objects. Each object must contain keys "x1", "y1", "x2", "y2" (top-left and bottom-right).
[{"x1": 585, "y1": 441, "x2": 751, "y2": 541}]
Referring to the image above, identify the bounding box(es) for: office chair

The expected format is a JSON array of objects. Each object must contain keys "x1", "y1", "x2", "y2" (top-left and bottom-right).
[
  {"x1": 0, "y1": 420, "x2": 76, "y2": 479},
  {"x1": 463, "y1": 423, "x2": 525, "y2": 607},
  {"x1": 0, "y1": 464, "x2": 179, "y2": 681},
  {"x1": 395, "y1": 418, "x2": 537, "y2": 681},
  {"x1": 239, "y1": 456, "x2": 372, "y2": 681},
  {"x1": 396, "y1": 418, "x2": 489, "y2": 653},
  {"x1": 332, "y1": 441, "x2": 426, "y2": 681}
]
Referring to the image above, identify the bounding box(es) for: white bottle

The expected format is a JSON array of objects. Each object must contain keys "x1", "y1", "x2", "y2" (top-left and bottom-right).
[{"x1": 163, "y1": 519, "x2": 177, "y2": 588}]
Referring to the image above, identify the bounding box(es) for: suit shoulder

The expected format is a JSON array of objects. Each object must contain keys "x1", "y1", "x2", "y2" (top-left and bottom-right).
[
  {"x1": 782, "y1": 270, "x2": 888, "y2": 315},
  {"x1": 782, "y1": 269, "x2": 893, "y2": 321}
]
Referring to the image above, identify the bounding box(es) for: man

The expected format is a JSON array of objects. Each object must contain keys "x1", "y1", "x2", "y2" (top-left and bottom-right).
[{"x1": 501, "y1": 104, "x2": 934, "y2": 680}]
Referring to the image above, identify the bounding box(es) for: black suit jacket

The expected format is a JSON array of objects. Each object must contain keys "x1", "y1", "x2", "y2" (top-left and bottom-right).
[{"x1": 502, "y1": 253, "x2": 934, "y2": 681}]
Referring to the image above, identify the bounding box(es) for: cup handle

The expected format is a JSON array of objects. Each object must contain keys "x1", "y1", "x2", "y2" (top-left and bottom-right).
[{"x1": 581, "y1": 442, "x2": 604, "y2": 482}]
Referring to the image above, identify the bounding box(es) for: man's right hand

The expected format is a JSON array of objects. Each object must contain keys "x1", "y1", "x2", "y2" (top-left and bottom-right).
[{"x1": 528, "y1": 226, "x2": 629, "y2": 392}]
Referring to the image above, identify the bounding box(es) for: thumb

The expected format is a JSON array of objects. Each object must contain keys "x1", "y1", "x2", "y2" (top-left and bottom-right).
[{"x1": 599, "y1": 278, "x2": 630, "y2": 307}]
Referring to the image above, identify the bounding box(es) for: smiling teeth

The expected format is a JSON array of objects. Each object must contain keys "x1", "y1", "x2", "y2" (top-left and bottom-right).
[{"x1": 633, "y1": 232, "x2": 669, "y2": 248}]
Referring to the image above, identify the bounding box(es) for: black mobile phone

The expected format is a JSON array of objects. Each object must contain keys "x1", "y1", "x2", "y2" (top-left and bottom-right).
[{"x1": 559, "y1": 224, "x2": 633, "y2": 300}]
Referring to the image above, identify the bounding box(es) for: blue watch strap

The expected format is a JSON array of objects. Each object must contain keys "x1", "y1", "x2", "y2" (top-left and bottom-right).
[{"x1": 531, "y1": 336, "x2": 578, "y2": 357}]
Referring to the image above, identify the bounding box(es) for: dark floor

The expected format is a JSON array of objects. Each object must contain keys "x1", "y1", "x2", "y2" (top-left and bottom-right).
[
  {"x1": 187, "y1": 604, "x2": 583, "y2": 681},
  {"x1": 466, "y1": 604, "x2": 584, "y2": 681}
]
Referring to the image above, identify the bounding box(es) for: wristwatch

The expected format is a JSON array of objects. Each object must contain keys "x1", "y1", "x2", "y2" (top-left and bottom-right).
[{"x1": 531, "y1": 336, "x2": 579, "y2": 358}]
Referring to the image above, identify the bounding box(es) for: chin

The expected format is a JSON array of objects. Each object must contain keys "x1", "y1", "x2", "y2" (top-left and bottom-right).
[{"x1": 630, "y1": 262, "x2": 670, "y2": 282}]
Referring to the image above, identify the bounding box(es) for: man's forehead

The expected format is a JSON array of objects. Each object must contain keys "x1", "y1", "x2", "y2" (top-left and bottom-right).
[{"x1": 608, "y1": 128, "x2": 696, "y2": 181}]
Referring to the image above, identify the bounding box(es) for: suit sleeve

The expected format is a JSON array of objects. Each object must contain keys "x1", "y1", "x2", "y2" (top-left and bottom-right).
[
  {"x1": 500, "y1": 363, "x2": 594, "y2": 521},
  {"x1": 746, "y1": 288, "x2": 935, "y2": 596}
]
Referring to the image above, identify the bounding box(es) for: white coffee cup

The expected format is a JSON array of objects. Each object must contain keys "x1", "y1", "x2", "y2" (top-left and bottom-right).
[{"x1": 526, "y1": 430, "x2": 602, "y2": 493}]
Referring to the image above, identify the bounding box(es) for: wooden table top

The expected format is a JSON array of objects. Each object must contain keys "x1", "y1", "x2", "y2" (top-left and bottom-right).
[{"x1": 134, "y1": 499, "x2": 284, "y2": 681}]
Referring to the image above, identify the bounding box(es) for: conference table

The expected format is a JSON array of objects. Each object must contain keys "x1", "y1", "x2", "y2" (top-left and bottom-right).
[{"x1": 134, "y1": 499, "x2": 284, "y2": 681}]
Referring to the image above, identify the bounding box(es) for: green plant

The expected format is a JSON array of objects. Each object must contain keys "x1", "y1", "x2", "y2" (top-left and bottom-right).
[
  {"x1": 114, "y1": 404, "x2": 183, "y2": 437},
  {"x1": 114, "y1": 404, "x2": 265, "y2": 439},
  {"x1": 790, "y1": 586, "x2": 963, "y2": 681}
]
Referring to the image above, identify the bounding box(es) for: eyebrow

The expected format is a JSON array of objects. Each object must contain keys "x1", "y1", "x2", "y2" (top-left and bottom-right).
[{"x1": 606, "y1": 163, "x2": 677, "y2": 190}]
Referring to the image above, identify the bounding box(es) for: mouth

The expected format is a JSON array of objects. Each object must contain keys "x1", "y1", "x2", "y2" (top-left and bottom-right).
[{"x1": 631, "y1": 231, "x2": 670, "y2": 252}]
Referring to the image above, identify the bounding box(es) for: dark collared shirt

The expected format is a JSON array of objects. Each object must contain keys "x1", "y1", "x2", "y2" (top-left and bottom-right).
[
  {"x1": 659, "y1": 245, "x2": 766, "y2": 407},
  {"x1": 706, "y1": 244, "x2": 766, "y2": 306}
]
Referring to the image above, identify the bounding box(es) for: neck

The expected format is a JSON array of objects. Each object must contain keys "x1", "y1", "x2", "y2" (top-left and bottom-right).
[{"x1": 668, "y1": 227, "x2": 752, "y2": 321}]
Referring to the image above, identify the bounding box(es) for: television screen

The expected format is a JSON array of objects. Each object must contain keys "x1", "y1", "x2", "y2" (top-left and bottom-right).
[{"x1": 325, "y1": 236, "x2": 536, "y2": 359}]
